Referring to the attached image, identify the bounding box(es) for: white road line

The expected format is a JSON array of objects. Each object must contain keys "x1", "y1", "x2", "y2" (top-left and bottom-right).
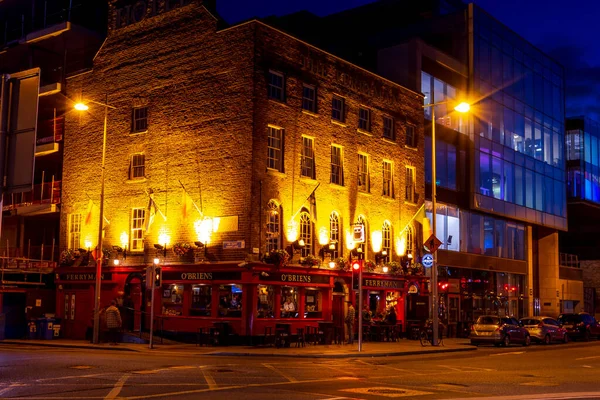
[
  {"x1": 36, "y1": 372, "x2": 116, "y2": 382},
  {"x1": 489, "y1": 351, "x2": 524, "y2": 356},
  {"x1": 104, "y1": 373, "x2": 130, "y2": 399},
  {"x1": 0, "y1": 383, "x2": 24, "y2": 397},
  {"x1": 202, "y1": 368, "x2": 217, "y2": 389},
  {"x1": 576, "y1": 355, "x2": 600, "y2": 360},
  {"x1": 582, "y1": 365, "x2": 593, "y2": 368},
  {"x1": 263, "y1": 363, "x2": 298, "y2": 382}
]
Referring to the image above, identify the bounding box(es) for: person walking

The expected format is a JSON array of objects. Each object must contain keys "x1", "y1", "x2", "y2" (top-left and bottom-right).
[
  {"x1": 346, "y1": 301, "x2": 356, "y2": 344},
  {"x1": 105, "y1": 300, "x2": 122, "y2": 345}
]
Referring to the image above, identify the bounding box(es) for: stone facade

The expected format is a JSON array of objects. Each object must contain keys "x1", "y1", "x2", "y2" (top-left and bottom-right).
[{"x1": 60, "y1": 0, "x2": 424, "y2": 265}]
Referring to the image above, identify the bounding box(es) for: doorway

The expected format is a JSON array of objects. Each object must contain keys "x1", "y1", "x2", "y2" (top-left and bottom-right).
[
  {"x1": 2, "y1": 293, "x2": 27, "y2": 339},
  {"x1": 62, "y1": 290, "x2": 92, "y2": 340}
]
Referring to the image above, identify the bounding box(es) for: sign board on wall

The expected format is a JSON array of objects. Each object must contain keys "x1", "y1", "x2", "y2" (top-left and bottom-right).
[{"x1": 223, "y1": 240, "x2": 244, "y2": 249}]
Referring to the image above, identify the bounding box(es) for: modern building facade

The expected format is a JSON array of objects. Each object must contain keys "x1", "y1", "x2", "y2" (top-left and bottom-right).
[{"x1": 58, "y1": 0, "x2": 427, "y2": 341}]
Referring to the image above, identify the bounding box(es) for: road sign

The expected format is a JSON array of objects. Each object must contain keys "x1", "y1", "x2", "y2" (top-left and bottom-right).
[
  {"x1": 353, "y1": 224, "x2": 365, "y2": 243},
  {"x1": 424, "y1": 234, "x2": 443, "y2": 253},
  {"x1": 422, "y1": 253, "x2": 434, "y2": 268}
]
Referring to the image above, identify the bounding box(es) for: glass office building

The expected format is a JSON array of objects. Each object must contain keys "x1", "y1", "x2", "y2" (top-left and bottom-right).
[{"x1": 566, "y1": 117, "x2": 600, "y2": 202}]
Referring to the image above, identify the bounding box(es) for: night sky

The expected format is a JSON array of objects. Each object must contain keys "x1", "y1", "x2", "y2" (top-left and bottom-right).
[{"x1": 217, "y1": 0, "x2": 600, "y2": 121}]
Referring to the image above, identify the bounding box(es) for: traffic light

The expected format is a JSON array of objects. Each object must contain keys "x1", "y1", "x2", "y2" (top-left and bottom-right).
[
  {"x1": 352, "y1": 261, "x2": 361, "y2": 271},
  {"x1": 154, "y1": 267, "x2": 162, "y2": 287}
]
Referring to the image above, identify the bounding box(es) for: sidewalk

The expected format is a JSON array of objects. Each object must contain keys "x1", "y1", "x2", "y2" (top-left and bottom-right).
[{"x1": 0, "y1": 338, "x2": 476, "y2": 358}]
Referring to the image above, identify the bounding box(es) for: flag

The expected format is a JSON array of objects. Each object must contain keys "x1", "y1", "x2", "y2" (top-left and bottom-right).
[
  {"x1": 85, "y1": 199, "x2": 94, "y2": 225},
  {"x1": 309, "y1": 190, "x2": 317, "y2": 225},
  {"x1": 181, "y1": 190, "x2": 194, "y2": 219},
  {"x1": 145, "y1": 194, "x2": 157, "y2": 232}
]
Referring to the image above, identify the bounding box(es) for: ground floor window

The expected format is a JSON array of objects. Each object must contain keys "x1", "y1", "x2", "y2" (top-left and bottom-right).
[
  {"x1": 190, "y1": 285, "x2": 212, "y2": 316},
  {"x1": 218, "y1": 284, "x2": 242, "y2": 317},
  {"x1": 162, "y1": 284, "x2": 184, "y2": 316},
  {"x1": 304, "y1": 288, "x2": 322, "y2": 318},
  {"x1": 257, "y1": 285, "x2": 275, "y2": 318},
  {"x1": 281, "y1": 286, "x2": 299, "y2": 318}
]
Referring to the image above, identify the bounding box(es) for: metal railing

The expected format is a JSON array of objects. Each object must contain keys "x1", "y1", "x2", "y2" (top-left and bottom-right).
[
  {"x1": 36, "y1": 116, "x2": 64, "y2": 145},
  {"x1": 2, "y1": 180, "x2": 61, "y2": 211},
  {"x1": 559, "y1": 253, "x2": 580, "y2": 268}
]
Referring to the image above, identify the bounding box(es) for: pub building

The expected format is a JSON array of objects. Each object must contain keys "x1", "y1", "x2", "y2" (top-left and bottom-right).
[{"x1": 57, "y1": 0, "x2": 427, "y2": 343}]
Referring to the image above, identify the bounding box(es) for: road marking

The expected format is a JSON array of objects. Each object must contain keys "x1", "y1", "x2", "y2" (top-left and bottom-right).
[
  {"x1": 104, "y1": 373, "x2": 130, "y2": 399},
  {"x1": 0, "y1": 383, "x2": 25, "y2": 397},
  {"x1": 582, "y1": 365, "x2": 593, "y2": 368},
  {"x1": 263, "y1": 363, "x2": 298, "y2": 382},
  {"x1": 36, "y1": 372, "x2": 116, "y2": 382},
  {"x1": 520, "y1": 381, "x2": 559, "y2": 387},
  {"x1": 341, "y1": 386, "x2": 433, "y2": 397},
  {"x1": 438, "y1": 365, "x2": 495, "y2": 372},
  {"x1": 355, "y1": 360, "x2": 427, "y2": 376},
  {"x1": 576, "y1": 355, "x2": 600, "y2": 360},
  {"x1": 168, "y1": 365, "x2": 197, "y2": 370},
  {"x1": 489, "y1": 351, "x2": 524, "y2": 356},
  {"x1": 202, "y1": 368, "x2": 217, "y2": 389},
  {"x1": 70, "y1": 365, "x2": 93, "y2": 370},
  {"x1": 451, "y1": 392, "x2": 600, "y2": 399}
]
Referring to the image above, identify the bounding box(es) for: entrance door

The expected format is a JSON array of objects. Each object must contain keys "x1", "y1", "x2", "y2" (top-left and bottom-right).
[
  {"x1": 63, "y1": 291, "x2": 93, "y2": 340},
  {"x1": 332, "y1": 295, "x2": 345, "y2": 329},
  {"x1": 448, "y1": 295, "x2": 460, "y2": 338},
  {"x1": 2, "y1": 293, "x2": 27, "y2": 339}
]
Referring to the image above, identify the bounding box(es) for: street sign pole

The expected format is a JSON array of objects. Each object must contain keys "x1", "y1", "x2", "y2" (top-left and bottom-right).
[
  {"x1": 358, "y1": 260, "x2": 363, "y2": 352},
  {"x1": 431, "y1": 105, "x2": 439, "y2": 346},
  {"x1": 149, "y1": 265, "x2": 155, "y2": 350}
]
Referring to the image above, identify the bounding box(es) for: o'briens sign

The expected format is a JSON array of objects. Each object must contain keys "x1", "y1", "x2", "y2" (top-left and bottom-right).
[{"x1": 114, "y1": 0, "x2": 192, "y2": 30}]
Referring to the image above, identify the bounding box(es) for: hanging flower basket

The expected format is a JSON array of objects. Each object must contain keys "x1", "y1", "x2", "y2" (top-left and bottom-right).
[
  {"x1": 173, "y1": 242, "x2": 192, "y2": 257},
  {"x1": 300, "y1": 254, "x2": 320, "y2": 267},
  {"x1": 262, "y1": 249, "x2": 290, "y2": 269},
  {"x1": 335, "y1": 257, "x2": 349, "y2": 272},
  {"x1": 59, "y1": 249, "x2": 75, "y2": 267},
  {"x1": 385, "y1": 261, "x2": 402, "y2": 276},
  {"x1": 364, "y1": 260, "x2": 376, "y2": 272}
]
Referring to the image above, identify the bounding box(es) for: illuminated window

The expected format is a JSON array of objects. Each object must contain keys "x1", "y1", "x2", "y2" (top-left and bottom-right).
[
  {"x1": 383, "y1": 116, "x2": 395, "y2": 140},
  {"x1": 358, "y1": 107, "x2": 371, "y2": 132},
  {"x1": 130, "y1": 153, "x2": 145, "y2": 179},
  {"x1": 357, "y1": 215, "x2": 368, "y2": 256},
  {"x1": 257, "y1": 285, "x2": 275, "y2": 318},
  {"x1": 299, "y1": 211, "x2": 312, "y2": 257},
  {"x1": 131, "y1": 107, "x2": 148, "y2": 133},
  {"x1": 382, "y1": 221, "x2": 392, "y2": 262},
  {"x1": 383, "y1": 160, "x2": 394, "y2": 197},
  {"x1": 329, "y1": 212, "x2": 340, "y2": 258},
  {"x1": 267, "y1": 126, "x2": 283, "y2": 172},
  {"x1": 406, "y1": 125, "x2": 416, "y2": 147},
  {"x1": 301, "y1": 136, "x2": 316, "y2": 179},
  {"x1": 68, "y1": 214, "x2": 81, "y2": 249},
  {"x1": 332, "y1": 95, "x2": 345, "y2": 122},
  {"x1": 131, "y1": 208, "x2": 145, "y2": 251},
  {"x1": 358, "y1": 153, "x2": 370, "y2": 192},
  {"x1": 266, "y1": 200, "x2": 281, "y2": 252},
  {"x1": 302, "y1": 84, "x2": 317, "y2": 113},
  {"x1": 405, "y1": 166, "x2": 415, "y2": 202},
  {"x1": 268, "y1": 70, "x2": 284, "y2": 101},
  {"x1": 406, "y1": 225, "x2": 414, "y2": 256},
  {"x1": 330, "y1": 145, "x2": 344, "y2": 186}
]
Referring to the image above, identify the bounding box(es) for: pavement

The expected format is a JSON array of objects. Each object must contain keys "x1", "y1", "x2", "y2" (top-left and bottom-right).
[{"x1": 0, "y1": 337, "x2": 475, "y2": 358}]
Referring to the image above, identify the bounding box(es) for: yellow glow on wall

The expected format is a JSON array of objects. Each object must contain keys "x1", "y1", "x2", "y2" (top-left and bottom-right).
[
  {"x1": 194, "y1": 218, "x2": 213, "y2": 244},
  {"x1": 318, "y1": 227, "x2": 329, "y2": 246},
  {"x1": 84, "y1": 239, "x2": 92, "y2": 249},
  {"x1": 396, "y1": 236, "x2": 406, "y2": 256},
  {"x1": 158, "y1": 227, "x2": 171, "y2": 247},
  {"x1": 120, "y1": 232, "x2": 129, "y2": 249},
  {"x1": 286, "y1": 220, "x2": 298, "y2": 242},
  {"x1": 345, "y1": 230, "x2": 355, "y2": 250},
  {"x1": 371, "y1": 231, "x2": 382, "y2": 253}
]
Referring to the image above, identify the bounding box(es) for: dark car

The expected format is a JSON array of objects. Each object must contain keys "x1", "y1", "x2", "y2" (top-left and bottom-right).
[
  {"x1": 470, "y1": 316, "x2": 531, "y2": 347},
  {"x1": 557, "y1": 313, "x2": 600, "y2": 341},
  {"x1": 519, "y1": 316, "x2": 568, "y2": 344}
]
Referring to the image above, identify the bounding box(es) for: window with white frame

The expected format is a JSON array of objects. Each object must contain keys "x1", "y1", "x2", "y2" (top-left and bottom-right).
[
  {"x1": 268, "y1": 70, "x2": 284, "y2": 101},
  {"x1": 302, "y1": 84, "x2": 316, "y2": 113},
  {"x1": 383, "y1": 160, "x2": 393, "y2": 197},
  {"x1": 357, "y1": 215, "x2": 367, "y2": 257},
  {"x1": 358, "y1": 153, "x2": 369, "y2": 192},
  {"x1": 266, "y1": 200, "x2": 281, "y2": 252},
  {"x1": 68, "y1": 213, "x2": 81, "y2": 249},
  {"x1": 299, "y1": 211, "x2": 312, "y2": 257},
  {"x1": 267, "y1": 126, "x2": 284, "y2": 172},
  {"x1": 358, "y1": 107, "x2": 371, "y2": 132},
  {"x1": 330, "y1": 145, "x2": 344, "y2": 186},
  {"x1": 132, "y1": 107, "x2": 148, "y2": 133},
  {"x1": 301, "y1": 136, "x2": 315, "y2": 179},
  {"x1": 405, "y1": 166, "x2": 415, "y2": 202},
  {"x1": 330, "y1": 212, "x2": 340, "y2": 258},
  {"x1": 130, "y1": 153, "x2": 145, "y2": 179},
  {"x1": 331, "y1": 95, "x2": 345, "y2": 122},
  {"x1": 406, "y1": 125, "x2": 416, "y2": 147},
  {"x1": 406, "y1": 225, "x2": 414, "y2": 256},
  {"x1": 131, "y1": 208, "x2": 145, "y2": 251},
  {"x1": 382, "y1": 221, "x2": 391, "y2": 262},
  {"x1": 383, "y1": 116, "x2": 395, "y2": 140}
]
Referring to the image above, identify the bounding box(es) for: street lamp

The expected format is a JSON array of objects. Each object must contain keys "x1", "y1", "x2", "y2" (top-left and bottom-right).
[
  {"x1": 74, "y1": 95, "x2": 116, "y2": 345},
  {"x1": 423, "y1": 100, "x2": 470, "y2": 346}
]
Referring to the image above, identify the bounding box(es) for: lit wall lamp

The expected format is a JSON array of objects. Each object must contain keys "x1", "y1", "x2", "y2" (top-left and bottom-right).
[
  {"x1": 154, "y1": 243, "x2": 167, "y2": 258},
  {"x1": 286, "y1": 239, "x2": 305, "y2": 260},
  {"x1": 349, "y1": 246, "x2": 364, "y2": 261},
  {"x1": 194, "y1": 241, "x2": 207, "y2": 258},
  {"x1": 112, "y1": 245, "x2": 126, "y2": 261},
  {"x1": 319, "y1": 241, "x2": 337, "y2": 261},
  {"x1": 375, "y1": 249, "x2": 388, "y2": 265}
]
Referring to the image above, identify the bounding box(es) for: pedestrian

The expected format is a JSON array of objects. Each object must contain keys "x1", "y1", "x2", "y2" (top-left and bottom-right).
[
  {"x1": 345, "y1": 301, "x2": 356, "y2": 344},
  {"x1": 105, "y1": 300, "x2": 122, "y2": 345},
  {"x1": 386, "y1": 306, "x2": 397, "y2": 325}
]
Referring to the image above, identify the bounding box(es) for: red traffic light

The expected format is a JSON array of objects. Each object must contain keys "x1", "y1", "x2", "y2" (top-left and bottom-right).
[
  {"x1": 352, "y1": 261, "x2": 361, "y2": 270},
  {"x1": 438, "y1": 282, "x2": 449, "y2": 290}
]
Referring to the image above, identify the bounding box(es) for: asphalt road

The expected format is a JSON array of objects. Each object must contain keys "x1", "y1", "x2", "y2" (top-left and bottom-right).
[{"x1": 2, "y1": 341, "x2": 600, "y2": 399}]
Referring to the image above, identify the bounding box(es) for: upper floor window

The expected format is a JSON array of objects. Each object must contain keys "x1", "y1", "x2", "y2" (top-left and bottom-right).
[
  {"x1": 131, "y1": 208, "x2": 145, "y2": 252},
  {"x1": 266, "y1": 200, "x2": 281, "y2": 252},
  {"x1": 132, "y1": 107, "x2": 148, "y2": 133},
  {"x1": 267, "y1": 126, "x2": 284, "y2": 172},
  {"x1": 330, "y1": 145, "x2": 344, "y2": 186},
  {"x1": 68, "y1": 213, "x2": 81, "y2": 249},
  {"x1": 382, "y1": 221, "x2": 391, "y2": 262},
  {"x1": 405, "y1": 225, "x2": 414, "y2": 256},
  {"x1": 358, "y1": 107, "x2": 371, "y2": 132},
  {"x1": 332, "y1": 96, "x2": 345, "y2": 122},
  {"x1": 405, "y1": 166, "x2": 415, "y2": 202},
  {"x1": 268, "y1": 70, "x2": 284, "y2": 101},
  {"x1": 302, "y1": 85, "x2": 317, "y2": 113},
  {"x1": 358, "y1": 153, "x2": 370, "y2": 192},
  {"x1": 406, "y1": 125, "x2": 416, "y2": 147},
  {"x1": 383, "y1": 116, "x2": 395, "y2": 140},
  {"x1": 383, "y1": 160, "x2": 394, "y2": 197},
  {"x1": 301, "y1": 136, "x2": 316, "y2": 179},
  {"x1": 329, "y1": 212, "x2": 340, "y2": 259},
  {"x1": 130, "y1": 153, "x2": 145, "y2": 180},
  {"x1": 299, "y1": 211, "x2": 312, "y2": 257}
]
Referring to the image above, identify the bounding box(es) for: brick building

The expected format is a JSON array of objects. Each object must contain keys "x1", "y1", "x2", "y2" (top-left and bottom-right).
[{"x1": 58, "y1": 0, "x2": 425, "y2": 341}]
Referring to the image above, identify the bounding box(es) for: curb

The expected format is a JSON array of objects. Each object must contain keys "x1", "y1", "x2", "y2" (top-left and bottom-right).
[{"x1": 0, "y1": 341, "x2": 138, "y2": 352}]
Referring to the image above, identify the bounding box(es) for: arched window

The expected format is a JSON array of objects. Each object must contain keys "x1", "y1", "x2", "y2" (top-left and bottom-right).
[
  {"x1": 382, "y1": 221, "x2": 392, "y2": 263},
  {"x1": 299, "y1": 211, "x2": 312, "y2": 257},
  {"x1": 266, "y1": 200, "x2": 281, "y2": 252},
  {"x1": 330, "y1": 212, "x2": 340, "y2": 258},
  {"x1": 406, "y1": 225, "x2": 414, "y2": 257},
  {"x1": 357, "y1": 215, "x2": 368, "y2": 258}
]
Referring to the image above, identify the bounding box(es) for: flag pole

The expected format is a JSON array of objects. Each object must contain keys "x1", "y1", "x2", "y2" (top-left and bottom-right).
[
  {"x1": 290, "y1": 183, "x2": 320, "y2": 221},
  {"x1": 178, "y1": 180, "x2": 203, "y2": 217}
]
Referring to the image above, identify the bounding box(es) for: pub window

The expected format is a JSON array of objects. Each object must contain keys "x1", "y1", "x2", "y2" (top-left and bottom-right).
[
  {"x1": 305, "y1": 288, "x2": 323, "y2": 318},
  {"x1": 358, "y1": 153, "x2": 370, "y2": 192},
  {"x1": 406, "y1": 225, "x2": 414, "y2": 256},
  {"x1": 266, "y1": 200, "x2": 281, "y2": 252},
  {"x1": 218, "y1": 284, "x2": 243, "y2": 317},
  {"x1": 268, "y1": 70, "x2": 284, "y2": 101},
  {"x1": 406, "y1": 125, "x2": 416, "y2": 148},
  {"x1": 331, "y1": 95, "x2": 345, "y2": 122},
  {"x1": 130, "y1": 153, "x2": 145, "y2": 180},
  {"x1": 330, "y1": 145, "x2": 344, "y2": 186},
  {"x1": 357, "y1": 215, "x2": 368, "y2": 257},
  {"x1": 267, "y1": 126, "x2": 284, "y2": 172},
  {"x1": 130, "y1": 208, "x2": 145, "y2": 252},
  {"x1": 281, "y1": 286, "x2": 299, "y2": 318},
  {"x1": 383, "y1": 116, "x2": 395, "y2": 140},
  {"x1": 301, "y1": 136, "x2": 316, "y2": 179},
  {"x1": 68, "y1": 213, "x2": 81, "y2": 250},
  {"x1": 162, "y1": 284, "x2": 183, "y2": 316},
  {"x1": 257, "y1": 285, "x2": 275, "y2": 318},
  {"x1": 358, "y1": 107, "x2": 371, "y2": 132},
  {"x1": 302, "y1": 84, "x2": 317, "y2": 113},
  {"x1": 405, "y1": 166, "x2": 415, "y2": 203},
  {"x1": 131, "y1": 106, "x2": 148, "y2": 133},
  {"x1": 299, "y1": 211, "x2": 312, "y2": 257},
  {"x1": 329, "y1": 212, "x2": 340, "y2": 259},
  {"x1": 382, "y1": 221, "x2": 392, "y2": 263},
  {"x1": 190, "y1": 285, "x2": 212, "y2": 316},
  {"x1": 383, "y1": 160, "x2": 394, "y2": 197}
]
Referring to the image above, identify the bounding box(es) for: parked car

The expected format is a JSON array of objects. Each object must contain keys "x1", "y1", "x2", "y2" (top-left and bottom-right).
[
  {"x1": 470, "y1": 315, "x2": 531, "y2": 347},
  {"x1": 519, "y1": 316, "x2": 568, "y2": 344},
  {"x1": 557, "y1": 313, "x2": 600, "y2": 341}
]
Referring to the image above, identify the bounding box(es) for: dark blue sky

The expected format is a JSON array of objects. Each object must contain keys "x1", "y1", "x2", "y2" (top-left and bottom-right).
[{"x1": 217, "y1": 0, "x2": 600, "y2": 121}]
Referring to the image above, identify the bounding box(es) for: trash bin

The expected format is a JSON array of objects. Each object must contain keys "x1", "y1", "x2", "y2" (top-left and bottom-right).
[
  {"x1": 27, "y1": 320, "x2": 38, "y2": 340},
  {"x1": 38, "y1": 318, "x2": 56, "y2": 340}
]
